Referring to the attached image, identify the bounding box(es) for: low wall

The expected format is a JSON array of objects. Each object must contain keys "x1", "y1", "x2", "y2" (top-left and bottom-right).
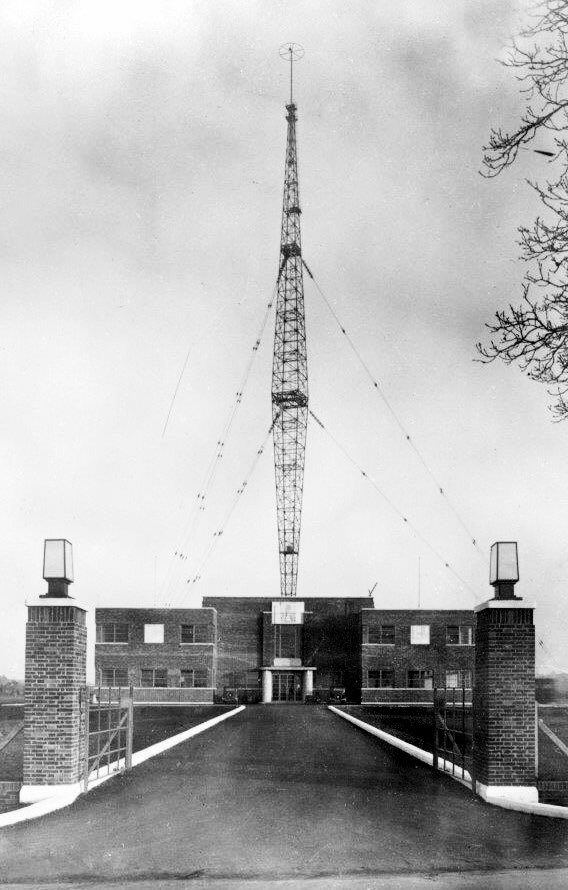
[
  {"x1": 101, "y1": 687, "x2": 214, "y2": 704},
  {"x1": 0, "y1": 781, "x2": 22, "y2": 814},
  {"x1": 361, "y1": 688, "x2": 472, "y2": 705}
]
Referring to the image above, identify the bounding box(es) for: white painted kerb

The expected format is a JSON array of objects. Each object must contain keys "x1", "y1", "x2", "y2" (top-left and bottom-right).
[
  {"x1": 328, "y1": 706, "x2": 568, "y2": 820},
  {"x1": 20, "y1": 781, "x2": 83, "y2": 805},
  {"x1": 0, "y1": 705, "x2": 245, "y2": 829},
  {"x1": 476, "y1": 781, "x2": 538, "y2": 805}
]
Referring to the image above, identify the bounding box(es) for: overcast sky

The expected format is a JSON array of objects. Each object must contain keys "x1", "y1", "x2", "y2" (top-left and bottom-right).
[{"x1": 3, "y1": 0, "x2": 566, "y2": 681}]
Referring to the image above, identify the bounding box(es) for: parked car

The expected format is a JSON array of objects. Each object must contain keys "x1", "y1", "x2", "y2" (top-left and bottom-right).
[
  {"x1": 328, "y1": 687, "x2": 347, "y2": 704},
  {"x1": 221, "y1": 687, "x2": 239, "y2": 705}
]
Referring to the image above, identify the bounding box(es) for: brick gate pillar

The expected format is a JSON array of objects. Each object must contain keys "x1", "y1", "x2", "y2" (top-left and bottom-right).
[
  {"x1": 20, "y1": 540, "x2": 88, "y2": 804},
  {"x1": 472, "y1": 542, "x2": 537, "y2": 804}
]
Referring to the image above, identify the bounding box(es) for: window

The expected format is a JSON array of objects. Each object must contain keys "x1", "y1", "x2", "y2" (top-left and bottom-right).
[
  {"x1": 407, "y1": 669, "x2": 434, "y2": 689},
  {"x1": 245, "y1": 671, "x2": 259, "y2": 688},
  {"x1": 367, "y1": 669, "x2": 395, "y2": 688},
  {"x1": 368, "y1": 625, "x2": 395, "y2": 645},
  {"x1": 410, "y1": 625, "x2": 430, "y2": 645},
  {"x1": 180, "y1": 668, "x2": 208, "y2": 688},
  {"x1": 140, "y1": 668, "x2": 167, "y2": 688},
  {"x1": 274, "y1": 624, "x2": 301, "y2": 659},
  {"x1": 144, "y1": 623, "x2": 164, "y2": 644},
  {"x1": 100, "y1": 667, "x2": 128, "y2": 686},
  {"x1": 446, "y1": 625, "x2": 474, "y2": 646},
  {"x1": 446, "y1": 670, "x2": 472, "y2": 688},
  {"x1": 181, "y1": 624, "x2": 194, "y2": 644},
  {"x1": 96, "y1": 623, "x2": 129, "y2": 643},
  {"x1": 180, "y1": 624, "x2": 210, "y2": 644}
]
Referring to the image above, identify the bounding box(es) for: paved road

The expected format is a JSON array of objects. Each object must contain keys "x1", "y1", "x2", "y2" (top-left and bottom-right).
[{"x1": 1, "y1": 705, "x2": 568, "y2": 887}]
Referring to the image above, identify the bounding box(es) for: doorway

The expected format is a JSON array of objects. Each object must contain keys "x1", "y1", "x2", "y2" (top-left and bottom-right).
[{"x1": 273, "y1": 672, "x2": 303, "y2": 702}]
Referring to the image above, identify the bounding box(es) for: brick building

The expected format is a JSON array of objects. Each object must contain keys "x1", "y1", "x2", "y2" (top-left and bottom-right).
[
  {"x1": 95, "y1": 597, "x2": 475, "y2": 704},
  {"x1": 94, "y1": 607, "x2": 217, "y2": 703},
  {"x1": 361, "y1": 608, "x2": 475, "y2": 703}
]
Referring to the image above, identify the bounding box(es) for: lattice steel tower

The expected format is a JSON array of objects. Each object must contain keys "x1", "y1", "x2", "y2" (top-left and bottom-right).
[{"x1": 271, "y1": 43, "x2": 308, "y2": 598}]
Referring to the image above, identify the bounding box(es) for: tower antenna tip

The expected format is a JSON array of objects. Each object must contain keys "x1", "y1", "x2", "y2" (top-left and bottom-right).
[
  {"x1": 279, "y1": 42, "x2": 305, "y2": 62},
  {"x1": 279, "y1": 42, "x2": 304, "y2": 105}
]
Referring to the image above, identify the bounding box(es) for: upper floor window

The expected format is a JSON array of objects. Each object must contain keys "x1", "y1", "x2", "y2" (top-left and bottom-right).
[
  {"x1": 144, "y1": 623, "x2": 164, "y2": 644},
  {"x1": 180, "y1": 624, "x2": 210, "y2": 644},
  {"x1": 181, "y1": 624, "x2": 194, "y2": 644},
  {"x1": 367, "y1": 669, "x2": 395, "y2": 688},
  {"x1": 96, "y1": 623, "x2": 129, "y2": 643},
  {"x1": 274, "y1": 624, "x2": 301, "y2": 659},
  {"x1": 446, "y1": 625, "x2": 473, "y2": 646},
  {"x1": 368, "y1": 625, "x2": 395, "y2": 645},
  {"x1": 446, "y1": 669, "x2": 473, "y2": 689},
  {"x1": 410, "y1": 625, "x2": 430, "y2": 645}
]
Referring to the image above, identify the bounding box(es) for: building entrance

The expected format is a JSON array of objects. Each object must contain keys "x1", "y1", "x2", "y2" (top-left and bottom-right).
[{"x1": 273, "y1": 672, "x2": 303, "y2": 702}]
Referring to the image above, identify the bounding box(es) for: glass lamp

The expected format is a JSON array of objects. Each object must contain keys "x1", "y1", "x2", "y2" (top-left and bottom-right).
[
  {"x1": 42, "y1": 539, "x2": 74, "y2": 597},
  {"x1": 489, "y1": 541, "x2": 519, "y2": 600}
]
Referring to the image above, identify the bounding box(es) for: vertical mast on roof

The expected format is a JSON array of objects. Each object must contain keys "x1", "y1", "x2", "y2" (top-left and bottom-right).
[{"x1": 271, "y1": 43, "x2": 308, "y2": 598}]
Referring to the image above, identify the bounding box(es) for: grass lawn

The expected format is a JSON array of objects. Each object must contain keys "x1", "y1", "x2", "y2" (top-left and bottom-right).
[{"x1": 132, "y1": 705, "x2": 235, "y2": 752}]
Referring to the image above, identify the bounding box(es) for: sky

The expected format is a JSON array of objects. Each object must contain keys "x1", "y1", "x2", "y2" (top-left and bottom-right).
[{"x1": 2, "y1": 0, "x2": 567, "y2": 680}]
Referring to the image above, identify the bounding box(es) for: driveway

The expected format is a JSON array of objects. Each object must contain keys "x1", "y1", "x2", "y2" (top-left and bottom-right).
[{"x1": 1, "y1": 705, "x2": 568, "y2": 887}]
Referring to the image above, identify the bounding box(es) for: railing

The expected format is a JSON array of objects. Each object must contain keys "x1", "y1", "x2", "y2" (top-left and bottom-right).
[
  {"x1": 536, "y1": 702, "x2": 568, "y2": 804},
  {"x1": 361, "y1": 687, "x2": 473, "y2": 705},
  {"x1": 99, "y1": 686, "x2": 215, "y2": 704},
  {"x1": 82, "y1": 686, "x2": 133, "y2": 791},
  {"x1": 433, "y1": 686, "x2": 472, "y2": 780}
]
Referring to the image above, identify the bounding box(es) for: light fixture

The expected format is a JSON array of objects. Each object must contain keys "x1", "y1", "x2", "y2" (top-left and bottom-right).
[
  {"x1": 489, "y1": 541, "x2": 519, "y2": 600},
  {"x1": 42, "y1": 539, "x2": 73, "y2": 597}
]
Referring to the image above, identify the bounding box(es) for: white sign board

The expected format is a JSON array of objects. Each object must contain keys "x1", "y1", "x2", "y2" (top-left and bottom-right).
[
  {"x1": 272, "y1": 601, "x2": 304, "y2": 625},
  {"x1": 410, "y1": 625, "x2": 430, "y2": 645}
]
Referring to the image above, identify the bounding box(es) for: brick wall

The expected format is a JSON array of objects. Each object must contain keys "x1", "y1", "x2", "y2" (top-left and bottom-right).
[
  {"x1": 204, "y1": 596, "x2": 368, "y2": 700},
  {"x1": 204, "y1": 597, "x2": 268, "y2": 694},
  {"x1": 361, "y1": 609, "x2": 475, "y2": 696},
  {"x1": 95, "y1": 608, "x2": 217, "y2": 694},
  {"x1": 0, "y1": 780, "x2": 22, "y2": 813},
  {"x1": 24, "y1": 604, "x2": 87, "y2": 786},
  {"x1": 473, "y1": 605, "x2": 535, "y2": 787}
]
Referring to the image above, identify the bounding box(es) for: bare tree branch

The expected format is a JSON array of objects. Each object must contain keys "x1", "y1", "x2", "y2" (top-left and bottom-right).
[{"x1": 478, "y1": 0, "x2": 568, "y2": 419}]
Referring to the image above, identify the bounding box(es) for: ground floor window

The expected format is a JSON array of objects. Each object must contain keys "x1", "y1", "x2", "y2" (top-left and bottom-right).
[
  {"x1": 181, "y1": 668, "x2": 208, "y2": 688},
  {"x1": 446, "y1": 669, "x2": 472, "y2": 689},
  {"x1": 367, "y1": 669, "x2": 395, "y2": 688},
  {"x1": 99, "y1": 667, "x2": 128, "y2": 686},
  {"x1": 407, "y1": 669, "x2": 434, "y2": 689},
  {"x1": 141, "y1": 668, "x2": 167, "y2": 687},
  {"x1": 245, "y1": 670, "x2": 260, "y2": 688}
]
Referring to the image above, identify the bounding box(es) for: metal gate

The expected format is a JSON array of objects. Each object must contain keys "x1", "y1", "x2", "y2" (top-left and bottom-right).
[
  {"x1": 433, "y1": 686, "x2": 472, "y2": 780},
  {"x1": 82, "y1": 686, "x2": 133, "y2": 790}
]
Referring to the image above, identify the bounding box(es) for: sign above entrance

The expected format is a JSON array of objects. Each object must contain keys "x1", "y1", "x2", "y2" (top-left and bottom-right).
[{"x1": 272, "y1": 601, "x2": 304, "y2": 625}]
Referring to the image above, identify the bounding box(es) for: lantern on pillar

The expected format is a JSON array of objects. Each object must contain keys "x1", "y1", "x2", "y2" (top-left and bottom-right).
[
  {"x1": 42, "y1": 539, "x2": 74, "y2": 597},
  {"x1": 489, "y1": 541, "x2": 519, "y2": 600}
]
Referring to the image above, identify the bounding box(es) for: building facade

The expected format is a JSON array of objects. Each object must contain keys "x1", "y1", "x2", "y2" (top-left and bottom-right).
[
  {"x1": 361, "y1": 608, "x2": 475, "y2": 703},
  {"x1": 94, "y1": 607, "x2": 217, "y2": 702},
  {"x1": 94, "y1": 598, "x2": 475, "y2": 703}
]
